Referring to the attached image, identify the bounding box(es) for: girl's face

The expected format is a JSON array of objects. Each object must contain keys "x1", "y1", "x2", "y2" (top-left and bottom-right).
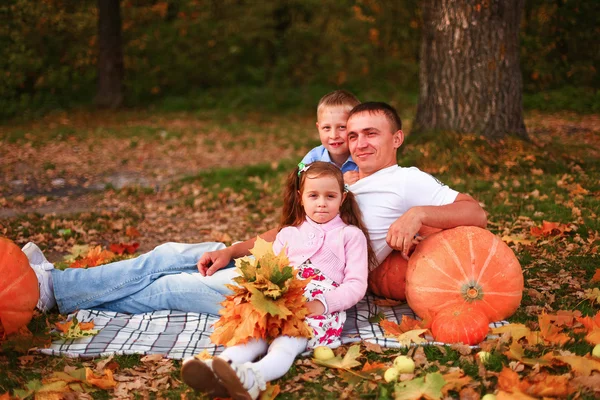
[{"x1": 300, "y1": 174, "x2": 345, "y2": 224}]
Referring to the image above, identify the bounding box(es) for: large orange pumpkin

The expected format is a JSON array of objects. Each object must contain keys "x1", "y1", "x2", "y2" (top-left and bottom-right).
[
  {"x1": 405, "y1": 226, "x2": 523, "y2": 322},
  {"x1": 430, "y1": 303, "x2": 490, "y2": 345},
  {"x1": 368, "y1": 226, "x2": 442, "y2": 300},
  {"x1": 0, "y1": 237, "x2": 39, "y2": 334}
]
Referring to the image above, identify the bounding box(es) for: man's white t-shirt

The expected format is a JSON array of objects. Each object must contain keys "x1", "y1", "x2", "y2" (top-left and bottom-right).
[{"x1": 349, "y1": 165, "x2": 458, "y2": 265}]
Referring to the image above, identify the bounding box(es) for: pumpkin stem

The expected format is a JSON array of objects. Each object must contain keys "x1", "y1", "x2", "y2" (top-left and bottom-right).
[{"x1": 461, "y1": 282, "x2": 483, "y2": 302}]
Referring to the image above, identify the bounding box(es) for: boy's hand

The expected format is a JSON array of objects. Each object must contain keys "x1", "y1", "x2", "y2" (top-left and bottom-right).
[
  {"x1": 343, "y1": 171, "x2": 359, "y2": 185},
  {"x1": 306, "y1": 300, "x2": 326, "y2": 316},
  {"x1": 197, "y1": 247, "x2": 234, "y2": 276}
]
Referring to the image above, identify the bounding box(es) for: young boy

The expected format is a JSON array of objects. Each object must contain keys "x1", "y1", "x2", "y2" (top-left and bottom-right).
[{"x1": 300, "y1": 90, "x2": 360, "y2": 184}]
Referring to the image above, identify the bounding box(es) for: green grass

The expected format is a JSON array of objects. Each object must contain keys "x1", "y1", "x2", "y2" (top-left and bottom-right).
[{"x1": 1, "y1": 109, "x2": 599, "y2": 399}]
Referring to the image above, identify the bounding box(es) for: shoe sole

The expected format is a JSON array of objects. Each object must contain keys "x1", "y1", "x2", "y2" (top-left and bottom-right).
[
  {"x1": 212, "y1": 357, "x2": 253, "y2": 400},
  {"x1": 180, "y1": 358, "x2": 229, "y2": 398}
]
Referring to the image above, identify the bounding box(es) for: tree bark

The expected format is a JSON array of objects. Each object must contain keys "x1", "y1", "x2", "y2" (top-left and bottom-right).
[
  {"x1": 414, "y1": 0, "x2": 527, "y2": 141},
  {"x1": 95, "y1": 0, "x2": 124, "y2": 109}
]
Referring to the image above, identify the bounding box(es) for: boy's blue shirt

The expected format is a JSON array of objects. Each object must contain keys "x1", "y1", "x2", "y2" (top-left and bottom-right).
[{"x1": 301, "y1": 145, "x2": 358, "y2": 173}]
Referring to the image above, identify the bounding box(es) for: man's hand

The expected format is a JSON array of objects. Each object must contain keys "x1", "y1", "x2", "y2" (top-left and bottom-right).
[
  {"x1": 386, "y1": 207, "x2": 424, "y2": 260},
  {"x1": 197, "y1": 247, "x2": 234, "y2": 276},
  {"x1": 343, "y1": 171, "x2": 359, "y2": 185},
  {"x1": 306, "y1": 300, "x2": 325, "y2": 317}
]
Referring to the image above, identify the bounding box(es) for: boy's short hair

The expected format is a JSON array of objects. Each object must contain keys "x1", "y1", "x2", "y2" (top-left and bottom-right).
[
  {"x1": 317, "y1": 90, "x2": 360, "y2": 114},
  {"x1": 348, "y1": 102, "x2": 402, "y2": 132}
]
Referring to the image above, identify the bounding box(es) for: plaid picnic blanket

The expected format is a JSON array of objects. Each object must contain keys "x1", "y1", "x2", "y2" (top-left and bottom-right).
[{"x1": 39, "y1": 294, "x2": 507, "y2": 359}]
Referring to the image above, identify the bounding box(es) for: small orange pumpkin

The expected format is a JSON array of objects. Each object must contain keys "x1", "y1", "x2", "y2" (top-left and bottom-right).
[
  {"x1": 368, "y1": 251, "x2": 407, "y2": 300},
  {"x1": 430, "y1": 303, "x2": 490, "y2": 345},
  {"x1": 406, "y1": 226, "x2": 523, "y2": 323},
  {"x1": 0, "y1": 237, "x2": 39, "y2": 334}
]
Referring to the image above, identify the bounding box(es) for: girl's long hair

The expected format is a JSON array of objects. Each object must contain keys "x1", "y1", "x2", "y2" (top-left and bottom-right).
[{"x1": 279, "y1": 161, "x2": 377, "y2": 267}]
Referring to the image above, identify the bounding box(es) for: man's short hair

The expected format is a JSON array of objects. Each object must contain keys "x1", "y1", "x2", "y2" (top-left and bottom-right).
[
  {"x1": 348, "y1": 102, "x2": 402, "y2": 132},
  {"x1": 317, "y1": 90, "x2": 361, "y2": 113}
]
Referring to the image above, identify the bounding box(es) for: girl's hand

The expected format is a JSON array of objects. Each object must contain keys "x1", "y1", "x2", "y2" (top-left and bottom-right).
[{"x1": 306, "y1": 300, "x2": 325, "y2": 316}]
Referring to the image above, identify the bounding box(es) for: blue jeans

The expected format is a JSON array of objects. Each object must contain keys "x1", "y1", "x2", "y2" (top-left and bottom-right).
[{"x1": 52, "y1": 242, "x2": 238, "y2": 315}]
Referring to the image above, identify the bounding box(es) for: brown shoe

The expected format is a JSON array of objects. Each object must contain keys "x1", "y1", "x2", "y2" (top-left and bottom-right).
[
  {"x1": 212, "y1": 357, "x2": 265, "y2": 400},
  {"x1": 180, "y1": 357, "x2": 229, "y2": 398}
]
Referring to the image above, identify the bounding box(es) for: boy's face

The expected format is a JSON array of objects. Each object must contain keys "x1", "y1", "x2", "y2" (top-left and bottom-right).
[{"x1": 316, "y1": 106, "x2": 351, "y2": 163}]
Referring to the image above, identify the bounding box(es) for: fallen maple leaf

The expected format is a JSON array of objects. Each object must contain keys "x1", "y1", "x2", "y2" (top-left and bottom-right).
[
  {"x1": 530, "y1": 220, "x2": 572, "y2": 237},
  {"x1": 260, "y1": 383, "x2": 280, "y2": 400},
  {"x1": 582, "y1": 288, "x2": 600, "y2": 306},
  {"x1": 394, "y1": 372, "x2": 446, "y2": 400},
  {"x1": 504, "y1": 341, "x2": 551, "y2": 367},
  {"x1": 125, "y1": 226, "x2": 141, "y2": 238},
  {"x1": 538, "y1": 313, "x2": 572, "y2": 345},
  {"x1": 585, "y1": 329, "x2": 600, "y2": 345},
  {"x1": 194, "y1": 349, "x2": 213, "y2": 360},
  {"x1": 380, "y1": 316, "x2": 427, "y2": 339},
  {"x1": 361, "y1": 360, "x2": 387, "y2": 372},
  {"x1": 380, "y1": 318, "x2": 404, "y2": 336},
  {"x1": 553, "y1": 355, "x2": 600, "y2": 376},
  {"x1": 397, "y1": 329, "x2": 428, "y2": 347},
  {"x1": 109, "y1": 242, "x2": 139, "y2": 255},
  {"x1": 85, "y1": 368, "x2": 117, "y2": 389},
  {"x1": 54, "y1": 317, "x2": 98, "y2": 339},
  {"x1": 313, "y1": 344, "x2": 362, "y2": 370},
  {"x1": 502, "y1": 235, "x2": 533, "y2": 246},
  {"x1": 592, "y1": 269, "x2": 600, "y2": 283},
  {"x1": 364, "y1": 341, "x2": 383, "y2": 354},
  {"x1": 441, "y1": 370, "x2": 473, "y2": 395},
  {"x1": 68, "y1": 245, "x2": 116, "y2": 269},
  {"x1": 492, "y1": 323, "x2": 531, "y2": 342}
]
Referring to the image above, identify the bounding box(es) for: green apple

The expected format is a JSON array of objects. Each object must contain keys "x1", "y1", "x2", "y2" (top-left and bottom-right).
[
  {"x1": 592, "y1": 344, "x2": 600, "y2": 358},
  {"x1": 384, "y1": 367, "x2": 400, "y2": 382},
  {"x1": 477, "y1": 351, "x2": 491, "y2": 363},
  {"x1": 393, "y1": 355, "x2": 415, "y2": 373},
  {"x1": 481, "y1": 394, "x2": 497, "y2": 400},
  {"x1": 313, "y1": 346, "x2": 335, "y2": 361}
]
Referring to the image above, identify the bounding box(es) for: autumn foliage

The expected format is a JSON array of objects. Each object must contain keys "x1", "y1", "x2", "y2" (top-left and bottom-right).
[{"x1": 210, "y1": 238, "x2": 313, "y2": 347}]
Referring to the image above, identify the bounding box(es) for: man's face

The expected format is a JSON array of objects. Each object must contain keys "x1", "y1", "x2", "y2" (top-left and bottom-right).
[
  {"x1": 347, "y1": 111, "x2": 403, "y2": 178},
  {"x1": 316, "y1": 106, "x2": 351, "y2": 166}
]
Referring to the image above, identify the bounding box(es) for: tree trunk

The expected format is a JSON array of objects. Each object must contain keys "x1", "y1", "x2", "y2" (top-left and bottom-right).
[
  {"x1": 414, "y1": 0, "x2": 527, "y2": 141},
  {"x1": 95, "y1": 0, "x2": 124, "y2": 109}
]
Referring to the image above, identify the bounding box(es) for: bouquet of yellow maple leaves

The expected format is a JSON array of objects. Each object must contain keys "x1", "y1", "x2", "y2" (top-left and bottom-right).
[{"x1": 210, "y1": 238, "x2": 313, "y2": 347}]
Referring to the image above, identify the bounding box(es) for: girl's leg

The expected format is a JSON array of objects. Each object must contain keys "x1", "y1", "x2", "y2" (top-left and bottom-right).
[
  {"x1": 51, "y1": 242, "x2": 235, "y2": 314},
  {"x1": 254, "y1": 336, "x2": 308, "y2": 381},
  {"x1": 220, "y1": 338, "x2": 269, "y2": 364}
]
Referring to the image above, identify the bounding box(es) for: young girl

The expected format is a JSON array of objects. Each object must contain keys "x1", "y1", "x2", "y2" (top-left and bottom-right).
[{"x1": 181, "y1": 161, "x2": 374, "y2": 400}]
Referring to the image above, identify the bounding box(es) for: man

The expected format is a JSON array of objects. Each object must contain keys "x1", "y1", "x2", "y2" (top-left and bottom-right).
[{"x1": 199, "y1": 102, "x2": 486, "y2": 273}]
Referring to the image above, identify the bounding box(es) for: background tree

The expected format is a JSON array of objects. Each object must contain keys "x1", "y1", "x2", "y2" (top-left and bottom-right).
[
  {"x1": 95, "y1": 0, "x2": 124, "y2": 108},
  {"x1": 413, "y1": 0, "x2": 527, "y2": 140}
]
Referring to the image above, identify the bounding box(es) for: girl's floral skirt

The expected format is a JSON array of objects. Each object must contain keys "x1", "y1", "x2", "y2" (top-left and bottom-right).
[{"x1": 299, "y1": 260, "x2": 345, "y2": 349}]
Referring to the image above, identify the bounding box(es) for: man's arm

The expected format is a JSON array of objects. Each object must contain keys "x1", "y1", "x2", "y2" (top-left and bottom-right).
[
  {"x1": 386, "y1": 193, "x2": 487, "y2": 258},
  {"x1": 197, "y1": 228, "x2": 278, "y2": 276}
]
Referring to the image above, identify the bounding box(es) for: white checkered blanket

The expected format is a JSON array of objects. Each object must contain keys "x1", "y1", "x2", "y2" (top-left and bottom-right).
[{"x1": 39, "y1": 294, "x2": 507, "y2": 359}]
